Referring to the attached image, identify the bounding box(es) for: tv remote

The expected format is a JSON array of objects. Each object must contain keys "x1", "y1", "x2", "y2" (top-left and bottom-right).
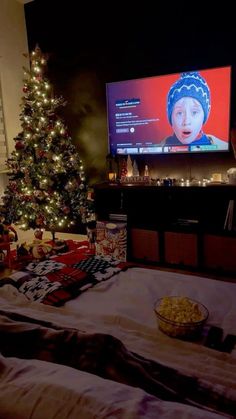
[{"x1": 204, "y1": 326, "x2": 223, "y2": 350}]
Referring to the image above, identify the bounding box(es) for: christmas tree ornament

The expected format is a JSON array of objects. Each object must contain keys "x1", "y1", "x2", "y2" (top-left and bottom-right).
[
  {"x1": 132, "y1": 160, "x2": 139, "y2": 176},
  {"x1": 15, "y1": 141, "x2": 25, "y2": 150},
  {"x1": 36, "y1": 215, "x2": 45, "y2": 226},
  {"x1": 62, "y1": 206, "x2": 70, "y2": 215}
]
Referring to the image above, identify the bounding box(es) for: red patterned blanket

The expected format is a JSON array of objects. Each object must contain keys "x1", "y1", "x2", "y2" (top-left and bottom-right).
[{"x1": 0, "y1": 240, "x2": 131, "y2": 306}]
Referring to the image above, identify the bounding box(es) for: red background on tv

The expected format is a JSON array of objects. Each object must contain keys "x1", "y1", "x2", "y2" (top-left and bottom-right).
[{"x1": 108, "y1": 66, "x2": 231, "y2": 145}]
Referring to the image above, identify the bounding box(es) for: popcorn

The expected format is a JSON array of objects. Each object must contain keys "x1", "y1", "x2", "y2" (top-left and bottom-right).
[
  {"x1": 158, "y1": 296, "x2": 204, "y2": 323},
  {"x1": 155, "y1": 296, "x2": 208, "y2": 338}
]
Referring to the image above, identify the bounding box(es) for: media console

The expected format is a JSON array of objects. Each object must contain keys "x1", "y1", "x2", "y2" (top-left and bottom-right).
[{"x1": 94, "y1": 183, "x2": 236, "y2": 274}]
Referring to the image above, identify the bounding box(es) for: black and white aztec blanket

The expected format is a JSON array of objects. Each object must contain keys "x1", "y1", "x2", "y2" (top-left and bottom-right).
[{"x1": 0, "y1": 245, "x2": 132, "y2": 306}]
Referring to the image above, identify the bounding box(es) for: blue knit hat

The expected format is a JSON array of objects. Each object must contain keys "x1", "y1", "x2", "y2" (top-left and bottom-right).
[{"x1": 167, "y1": 72, "x2": 211, "y2": 125}]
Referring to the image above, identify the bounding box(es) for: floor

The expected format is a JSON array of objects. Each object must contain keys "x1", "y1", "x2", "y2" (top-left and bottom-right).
[
  {"x1": 12, "y1": 226, "x2": 87, "y2": 247},
  {"x1": 0, "y1": 226, "x2": 87, "y2": 278}
]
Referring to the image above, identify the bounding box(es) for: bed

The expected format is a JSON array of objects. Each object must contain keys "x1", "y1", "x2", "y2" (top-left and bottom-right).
[{"x1": 0, "y1": 241, "x2": 236, "y2": 418}]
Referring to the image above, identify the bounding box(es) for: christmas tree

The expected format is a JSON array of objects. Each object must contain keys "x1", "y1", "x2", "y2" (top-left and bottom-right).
[
  {"x1": 2, "y1": 46, "x2": 93, "y2": 238},
  {"x1": 127, "y1": 155, "x2": 133, "y2": 177}
]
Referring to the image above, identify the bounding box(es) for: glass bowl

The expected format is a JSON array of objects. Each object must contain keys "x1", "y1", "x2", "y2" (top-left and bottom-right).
[{"x1": 154, "y1": 296, "x2": 209, "y2": 339}]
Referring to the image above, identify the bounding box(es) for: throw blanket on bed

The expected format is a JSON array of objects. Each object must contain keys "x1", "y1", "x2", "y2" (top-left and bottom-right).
[
  {"x1": 0, "y1": 243, "x2": 131, "y2": 306},
  {"x1": 0, "y1": 309, "x2": 235, "y2": 418}
]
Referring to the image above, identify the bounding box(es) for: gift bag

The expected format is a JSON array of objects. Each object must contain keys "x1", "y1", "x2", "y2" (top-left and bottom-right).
[{"x1": 96, "y1": 221, "x2": 127, "y2": 261}]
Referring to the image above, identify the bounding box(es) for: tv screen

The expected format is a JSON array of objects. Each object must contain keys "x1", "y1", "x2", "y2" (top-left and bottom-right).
[{"x1": 106, "y1": 66, "x2": 231, "y2": 155}]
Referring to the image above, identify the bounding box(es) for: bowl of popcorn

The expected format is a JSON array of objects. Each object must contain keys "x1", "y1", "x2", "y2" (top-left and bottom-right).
[{"x1": 154, "y1": 296, "x2": 209, "y2": 339}]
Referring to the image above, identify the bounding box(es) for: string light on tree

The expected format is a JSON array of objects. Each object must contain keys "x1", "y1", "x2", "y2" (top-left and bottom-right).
[{"x1": 2, "y1": 45, "x2": 93, "y2": 239}]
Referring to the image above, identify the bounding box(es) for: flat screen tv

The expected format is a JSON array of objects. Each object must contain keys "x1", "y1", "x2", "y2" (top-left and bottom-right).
[{"x1": 106, "y1": 66, "x2": 231, "y2": 155}]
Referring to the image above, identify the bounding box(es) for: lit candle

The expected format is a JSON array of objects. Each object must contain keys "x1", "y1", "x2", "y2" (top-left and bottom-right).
[
  {"x1": 108, "y1": 172, "x2": 116, "y2": 182},
  {"x1": 212, "y1": 173, "x2": 222, "y2": 182}
]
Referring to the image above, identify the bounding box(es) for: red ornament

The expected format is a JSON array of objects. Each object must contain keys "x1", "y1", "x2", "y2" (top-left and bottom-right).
[
  {"x1": 9, "y1": 181, "x2": 17, "y2": 191},
  {"x1": 36, "y1": 215, "x2": 45, "y2": 226},
  {"x1": 62, "y1": 206, "x2": 70, "y2": 215},
  {"x1": 23, "y1": 195, "x2": 32, "y2": 202},
  {"x1": 15, "y1": 141, "x2": 25, "y2": 150},
  {"x1": 36, "y1": 149, "x2": 46, "y2": 158},
  {"x1": 23, "y1": 86, "x2": 28, "y2": 93}
]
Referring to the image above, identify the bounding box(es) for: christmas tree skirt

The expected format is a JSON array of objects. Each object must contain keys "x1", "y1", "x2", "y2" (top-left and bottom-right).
[{"x1": 1, "y1": 240, "x2": 132, "y2": 306}]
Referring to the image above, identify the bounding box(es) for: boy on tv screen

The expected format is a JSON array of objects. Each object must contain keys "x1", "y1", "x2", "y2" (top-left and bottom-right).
[{"x1": 162, "y1": 71, "x2": 228, "y2": 150}]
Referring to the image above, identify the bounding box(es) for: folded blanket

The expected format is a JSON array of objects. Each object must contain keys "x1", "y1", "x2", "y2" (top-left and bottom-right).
[
  {"x1": 0, "y1": 309, "x2": 235, "y2": 418},
  {"x1": 0, "y1": 245, "x2": 131, "y2": 306}
]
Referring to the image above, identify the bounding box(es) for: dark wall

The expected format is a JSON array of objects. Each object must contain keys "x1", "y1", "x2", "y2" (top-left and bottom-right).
[{"x1": 24, "y1": 1, "x2": 236, "y2": 184}]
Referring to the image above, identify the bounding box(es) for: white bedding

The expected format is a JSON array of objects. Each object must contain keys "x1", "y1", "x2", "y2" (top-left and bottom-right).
[
  {"x1": 0, "y1": 355, "x2": 225, "y2": 419},
  {"x1": 1, "y1": 267, "x2": 236, "y2": 418},
  {"x1": 65, "y1": 267, "x2": 236, "y2": 336}
]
